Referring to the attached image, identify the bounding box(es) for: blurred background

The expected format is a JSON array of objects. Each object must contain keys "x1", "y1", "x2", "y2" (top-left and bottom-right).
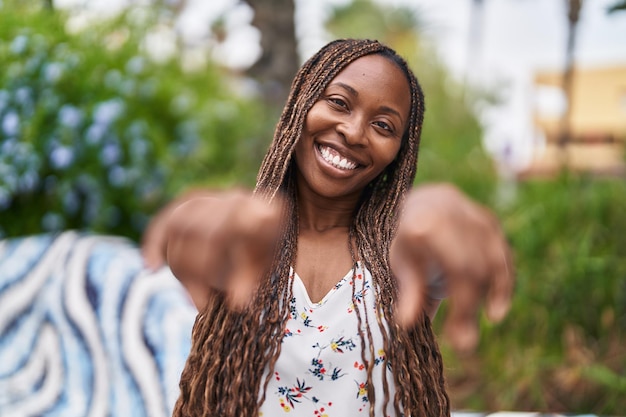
[{"x1": 1, "y1": 0, "x2": 625, "y2": 413}]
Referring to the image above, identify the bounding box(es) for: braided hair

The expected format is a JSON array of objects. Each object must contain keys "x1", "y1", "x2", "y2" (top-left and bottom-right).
[{"x1": 173, "y1": 38, "x2": 450, "y2": 417}]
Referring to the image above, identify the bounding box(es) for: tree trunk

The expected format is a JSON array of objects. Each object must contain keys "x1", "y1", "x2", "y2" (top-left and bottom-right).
[
  {"x1": 465, "y1": 0, "x2": 485, "y2": 86},
  {"x1": 244, "y1": 0, "x2": 299, "y2": 106},
  {"x1": 558, "y1": 0, "x2": 582, "y2": 154}
]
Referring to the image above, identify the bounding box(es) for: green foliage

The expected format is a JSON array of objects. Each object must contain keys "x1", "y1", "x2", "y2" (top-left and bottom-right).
[
  {"x1": 414, "y1": 58, "x2": 497, "y2": 202},
  {"x1": 0, "y1": 3, "x2": 262, "y2": 240}
]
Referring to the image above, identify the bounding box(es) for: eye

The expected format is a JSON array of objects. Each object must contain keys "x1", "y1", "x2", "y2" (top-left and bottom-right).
[
  {"x1": 327, "y1": 96, "x2": 349, "y2": 110},
  {"x1": 373, "y1": 120, "x2": 395, "y2": 135}
]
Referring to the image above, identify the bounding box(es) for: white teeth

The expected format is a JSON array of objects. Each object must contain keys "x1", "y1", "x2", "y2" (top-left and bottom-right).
[{"x1": 319, "y1": 145, "x2": 357, "y2": 170}]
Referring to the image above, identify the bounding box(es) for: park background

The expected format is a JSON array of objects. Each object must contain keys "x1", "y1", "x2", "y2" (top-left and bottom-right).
[{"x1": 1, "y1": 0, "x2": 625, "y2": 413}]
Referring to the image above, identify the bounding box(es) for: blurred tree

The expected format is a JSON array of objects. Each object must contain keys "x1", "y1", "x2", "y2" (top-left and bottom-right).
[
  {"x1": 244, "y1": 0, "x2": 299, "y2": 106},
  {"x1": 326, "y1": 0, "x2": 424, "y2": 46},
  {"x1": 607, "y1": 0, "x2": 626, "y2": 13},
  {"x1": 466, "y1": 0, "x2": 485, "y2": 85}
]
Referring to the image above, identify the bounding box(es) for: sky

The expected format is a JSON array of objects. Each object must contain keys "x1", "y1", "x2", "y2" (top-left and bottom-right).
[{"x1": 58, "y1": 0, "x2": 626, "y2": 171}]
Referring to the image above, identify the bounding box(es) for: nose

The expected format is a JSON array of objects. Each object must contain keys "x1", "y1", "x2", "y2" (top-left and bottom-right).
[{"x1": 336, "y1": 115, "x2": 367, "y2": 146}]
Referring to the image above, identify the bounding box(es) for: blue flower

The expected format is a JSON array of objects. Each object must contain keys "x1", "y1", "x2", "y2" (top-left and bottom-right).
[
  {"x1": 1, "y1": 137, "x2": 16, "y2": 154},
  {"x1": 108, "y1": 165, "x2": 127, "y2": 187},
  {"x1": 63, "y1": 190, "x2": 80, "y2": 215},
  {"x1": 10, "y1": 35, "x2": 28, "y2": 55},
  {"x1": 14, "y1": 87, "x2": 33, "y2": 114},
  {"x1": 0, "y1": 186, "x2": 11, "y2": 210},
  {"x1": 125, "y1": 56, "x2": 144, "y2": 74},
  {"x1": 1, "y1": 170, "x2": 18, "y2": 192},
  {"x1": 49, "y1": 145, "x2": 74, "y2": 169},
  {"x1": 42, "y1": 212, "x2": 65, "y2": 231},
  {"x1": 43, "y1": 62, "x2": 64, "y2": 83},
  {"x1": 18, "y1": 170, "x2": 39, "y2": 193},
  {"x1": 58, "y1": 105, "x2": 83, "y2": 129},
  {"x1": 0, "y1": 90, "x2": 10, "y2": 113},
  {"x1": 93, "y1": 99, "x2": 124, "y2": 126},
  {"x1": 100, "y1": 141, "x2": 121, "y2": 166},
  {"x1": 86, "y1": 123, "x2": 107, "y2": 145},
  {"x1": 2, "y1": 111, "x2": 20, "y2": 136}
]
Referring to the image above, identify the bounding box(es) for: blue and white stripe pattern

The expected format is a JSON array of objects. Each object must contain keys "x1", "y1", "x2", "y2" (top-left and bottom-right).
[{"x1": 0, "y1": 232, "x2": 196, "y2": 417}]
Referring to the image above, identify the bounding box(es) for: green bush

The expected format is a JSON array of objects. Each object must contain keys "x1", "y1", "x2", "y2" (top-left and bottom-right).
[{"x1": 0, "y1": 3, "x2": 263, "y2": 240}]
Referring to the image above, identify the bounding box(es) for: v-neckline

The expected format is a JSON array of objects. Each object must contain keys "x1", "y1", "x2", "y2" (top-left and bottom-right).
[{"x1": 291, "y1": 265, "x2": 358, "y2": 308}]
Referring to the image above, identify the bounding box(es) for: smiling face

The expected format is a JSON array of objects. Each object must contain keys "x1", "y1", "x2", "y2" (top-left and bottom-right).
[{"x1": 293, "y1": 53, "x2": 411, "y2": 202}]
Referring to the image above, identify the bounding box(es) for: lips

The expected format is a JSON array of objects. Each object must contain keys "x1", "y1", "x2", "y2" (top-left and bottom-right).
[{"x1": 317, "y1": 144, "x2": 359, "y2": 170}]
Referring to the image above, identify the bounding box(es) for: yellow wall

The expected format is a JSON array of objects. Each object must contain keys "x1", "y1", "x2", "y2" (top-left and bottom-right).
[
  {"x1": 524, "y1": 65, "x2": 626, "y2": 177},
  {"x1": 534, "y1": 65, "x2": 626, "y2": 140}
]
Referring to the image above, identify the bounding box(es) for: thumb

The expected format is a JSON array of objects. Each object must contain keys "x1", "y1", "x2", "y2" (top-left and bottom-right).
[
  {"x1": 394, "y1": 256, "x2": 427, "y2": 327},
  {"x1": 227, "y1": 259, "x2": 259, "y2": 311},
  {"x1": 141, "y1": 213, "x2": 169, "y2": 270}
]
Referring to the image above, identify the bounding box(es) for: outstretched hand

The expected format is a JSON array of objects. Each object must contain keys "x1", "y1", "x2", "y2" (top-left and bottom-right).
[
  {"x1": 142, "y1": 183, "x2": 514, "y2": 352},
  {"x1": 141, "y1": 189, "x2": 283, "y2": 311},
  {"x1": 390, "y1": 183, "x2": 514, "y2": 353}
]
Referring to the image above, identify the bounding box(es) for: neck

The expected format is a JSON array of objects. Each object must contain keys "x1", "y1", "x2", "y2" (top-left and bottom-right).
[{"x1": 296, "y1": 188, "x2": 360, "y2": 233}]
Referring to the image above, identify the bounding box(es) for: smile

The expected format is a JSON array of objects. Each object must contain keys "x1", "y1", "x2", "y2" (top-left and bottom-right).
[{"x1": 318, "y1": 144, "x2": 359, "y2": 170}]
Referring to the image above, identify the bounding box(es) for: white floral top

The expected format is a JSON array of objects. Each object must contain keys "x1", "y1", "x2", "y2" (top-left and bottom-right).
[{"x1": 259, "y1": 263, "x2": 398, "y2": 417}]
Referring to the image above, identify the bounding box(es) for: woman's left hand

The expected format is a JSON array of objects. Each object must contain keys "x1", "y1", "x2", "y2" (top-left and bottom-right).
[{"x1": 390, "y1": 183, "x2": 514, "y2": 353}]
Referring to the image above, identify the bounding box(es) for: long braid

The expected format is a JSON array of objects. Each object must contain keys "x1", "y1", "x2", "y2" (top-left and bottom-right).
[{"x1": 174, "y1": 39, "x2": 449, "y2": 417}]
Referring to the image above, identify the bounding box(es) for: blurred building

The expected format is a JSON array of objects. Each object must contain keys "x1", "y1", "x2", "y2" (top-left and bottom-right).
[{"x1": 522, "y1": 65, "x2": 626, "y2": 178}]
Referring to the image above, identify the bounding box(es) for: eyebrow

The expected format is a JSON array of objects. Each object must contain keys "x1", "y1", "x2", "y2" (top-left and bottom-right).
[
  {"x1": 332, "y1": 81, "x2": 405, "y2": 126},
  {"x1": 334, "y1": 82, "x2": 359, "y2": 97}
]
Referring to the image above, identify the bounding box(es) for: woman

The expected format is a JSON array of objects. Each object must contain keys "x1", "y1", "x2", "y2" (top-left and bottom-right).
[{"x1": 142, "y1": 39, "x2": 514, "y2": 417}]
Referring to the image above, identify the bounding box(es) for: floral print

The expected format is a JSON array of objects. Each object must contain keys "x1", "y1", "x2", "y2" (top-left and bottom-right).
[{"x1": 260, "y1": 264, "x2": 397, "y2": 416}]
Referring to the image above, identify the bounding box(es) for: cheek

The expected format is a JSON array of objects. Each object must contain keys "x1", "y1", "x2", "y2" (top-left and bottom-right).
[
  {"x1": 303, "y1": 104, "x2": 324, "y2": 134},
  {"x1": 378, "y1": 142, "x2": 402, "y2": 167},
  {"x1": 367, "y1": 142, "x2": 401, "y2": 182}
]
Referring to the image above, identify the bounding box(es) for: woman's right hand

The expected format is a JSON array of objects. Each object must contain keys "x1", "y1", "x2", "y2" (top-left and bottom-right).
[{"x1": 141, "y1": 190, "x2": 283, "y2": 311}]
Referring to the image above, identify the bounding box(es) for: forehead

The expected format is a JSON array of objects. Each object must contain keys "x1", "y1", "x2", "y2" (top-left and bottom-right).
[
  {"x1": 328, "y1": 54, "x2": 411, "y2": 115},
  {"x1": 332, "y1": 54, "x2": 407, "y2": 84}
]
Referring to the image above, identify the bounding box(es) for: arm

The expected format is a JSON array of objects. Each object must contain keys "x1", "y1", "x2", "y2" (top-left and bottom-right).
[{"x1": 390, "y1": 183, "x2": 514, "y2": 352}]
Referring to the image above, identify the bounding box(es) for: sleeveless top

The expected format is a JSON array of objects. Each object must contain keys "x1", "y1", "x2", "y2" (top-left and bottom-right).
[{"x1": 259, "y1": 263, "x2": 398, "y2": 417}]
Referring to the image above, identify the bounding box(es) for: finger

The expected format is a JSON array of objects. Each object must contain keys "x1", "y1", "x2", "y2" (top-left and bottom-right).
[
  {"x1": 141, "y1": 210, "x2": 170, "y2": 270},
  {"x1": 390, "y1": 237, "x2": 428, "y2": 327},
  {"x1": 140, "y1": 189, "x2": 215, "y2": 270},
  {"x1": 396, "y1": 271, "x2": 427, "y2": 327},
  {"x1": 485, "y1": 241, "x2": 515, "y2": 323},
  {"x1": 226, "y1": 256, "x2": 260, "y2": 311},
  {"x1": 166, "y1": 230, "x2": 230, "y2": 311},
  {"x1": 444, "y1": 275, "x2": 482, "y2": 353},
  {"x1": 226, "y1": 197, "x2": 283, "y2": 310},
  {"x1": 166, "y1": 232, "x2": 224, "y2": 283}
]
